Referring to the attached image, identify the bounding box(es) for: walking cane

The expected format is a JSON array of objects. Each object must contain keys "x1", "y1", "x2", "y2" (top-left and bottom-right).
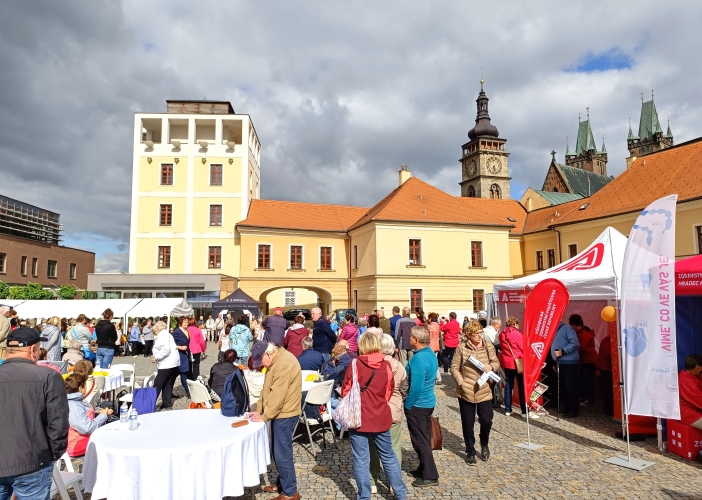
[{"x1": 556, "y1": 357, "x2": 561, "y2": 422}]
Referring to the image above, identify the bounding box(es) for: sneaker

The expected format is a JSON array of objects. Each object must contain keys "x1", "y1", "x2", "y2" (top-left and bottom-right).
[
  {"x1": 466, "y1": 455, "x2": 477, "y2": 466},
  {"x1": 520, "y1": 412, "x2": 539, "y2": 419},
  {"x1": 371, "y1": 485, "x2": 377, "y2": 494},
  {"x1": 412, "y1": 479, "x2": 438, "y2": 488},
  {"x1": 504, "y1": 412, "x2": 511, "y2": 416},
  {"x1": 407, "y1": 469, "x2": 422, "y2": 478},
  {"x1": 480, "y1": 445, "x2": 490, "y2": 461},
  {"x1": 580, "y1": 399, "x2": 592, "y2": 407}
]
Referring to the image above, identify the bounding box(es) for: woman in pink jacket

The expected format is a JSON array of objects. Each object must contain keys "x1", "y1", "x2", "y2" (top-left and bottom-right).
[
  {"x1": 338, "y1": 314, "x2": 359, "y2": 353},
  {"x1": 499, "y1": 317, "x2": 532, "y2": 417},
  {"x1": 187, "y1": 317, "x2": 207, "y2": 379}
]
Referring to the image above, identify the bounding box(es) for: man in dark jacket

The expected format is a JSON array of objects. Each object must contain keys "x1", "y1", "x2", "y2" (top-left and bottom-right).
[
  {"x1": 263, "y1": 307, "x2": 288, "y2": 346},
  {"x1": 310, "y1": 307, "x2": 337, "y2": 359},
  {"x1": 395, "y1": 307, "x2": 416, "y2": 366},
  {"x1": 297, "y1": 337, "x2": 325, "y2": 371},
  {"x1": 0, "y1": 328, "x2": 69, "y2": 499}
]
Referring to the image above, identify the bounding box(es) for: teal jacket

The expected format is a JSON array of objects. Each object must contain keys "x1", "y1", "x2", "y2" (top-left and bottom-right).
[{"x1": 404, "y1": 346, "x2": 437, "y2": 409}]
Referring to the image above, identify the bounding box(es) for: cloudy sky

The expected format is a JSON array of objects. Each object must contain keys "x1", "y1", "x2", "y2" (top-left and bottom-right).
[{"x1": 1, "y1": 1, "x2": 700, "y2": 272}]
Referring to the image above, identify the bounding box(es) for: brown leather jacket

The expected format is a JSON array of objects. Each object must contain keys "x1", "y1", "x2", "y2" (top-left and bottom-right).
[{"x1": 450, "y1": 339, "x2": 500, "y2": 404}]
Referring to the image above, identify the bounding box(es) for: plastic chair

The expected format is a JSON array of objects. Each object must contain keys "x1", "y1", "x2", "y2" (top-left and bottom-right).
[
  {"x1": 51, "y1": 453, "x2": 84, "y2": 500},
  {"x1": 293, "y1": 380, "x2": 336, "y2": 456},
  {"x1": 187, "y1": 379, "x2": 213, "y2": 408},
  {"x1": 86, "y1": 376, "x2": 105, "y2": 409},
  {"x1": 113, "y1": 364, "x2": 136, "y2": 404},
  {"x1": 142, "y1": 371, "x2": 158, "y2": 388}
]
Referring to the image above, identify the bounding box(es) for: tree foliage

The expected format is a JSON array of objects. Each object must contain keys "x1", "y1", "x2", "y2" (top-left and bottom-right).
[
  {"x1": 8, "y1": 283, "x2": 54, "y2": 300},
  {"x1": 0, "y1": 281, "x2": 9, "y2": 300},
  {"x1": 57, "y1": 284, "x2": 78, "y2": 300}
]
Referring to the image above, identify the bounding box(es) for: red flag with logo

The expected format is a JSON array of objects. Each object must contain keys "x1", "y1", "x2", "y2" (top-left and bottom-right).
[{"x1": 522, "y1": 278, "x2": 570, "y2": 408}]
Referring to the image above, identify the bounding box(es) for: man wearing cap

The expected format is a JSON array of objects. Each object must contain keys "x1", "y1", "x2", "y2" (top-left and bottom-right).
[
  {"x1": 263, "y1": 307, "x2": 288, "y2": 346},
  {"x1": 248, "y1": 341, "x2": 302, "y2": 500},
  {"x1": 0, "y1": 328, "x2": 69, "y2": 499}
]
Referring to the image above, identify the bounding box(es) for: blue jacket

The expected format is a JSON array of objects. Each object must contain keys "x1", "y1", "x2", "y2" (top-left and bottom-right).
[
  {"x1": 551, "y1": 322, "x2": 580, "y2": 365},
  {"x1": 298, "y1": 349, "x2": 325, "y2": 371},
  {"x1": 389, "y1": 314, "x2": 402, "y2": 337},
  {"x1": 404, "y1": 346, "x2": 437, "y2": 409},
  {"x1": 312, "y1": 318, "x2": 337, "y2": 354},
  {"x1": 321, "y1": 353, "x2": 352, "y2": 388},
  {"x1": 171, "y1": 327, "x2": 191, "y2": 373}
]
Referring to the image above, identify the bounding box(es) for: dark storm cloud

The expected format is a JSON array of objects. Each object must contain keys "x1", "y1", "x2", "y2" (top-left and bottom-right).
[{"x1": 2, "y1": 1, "x2": 702, "y2": 272}]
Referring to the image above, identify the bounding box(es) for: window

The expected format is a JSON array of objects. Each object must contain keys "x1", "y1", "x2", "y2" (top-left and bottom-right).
[
  {"x1": 490, "y1": 184, "x2": 501, "y2": 199},
  {"x1": 209, "y1": 205, "x2": 222, "y2": 227},
  {"x1": 32, "y1": 258, "x2": 38, "y2": 277},
  {"x1": 409, "y1": 239, "x2": 422, "y2": 265},
  {"x1": 410, "y1": 289, "x2": 423, "y2": 310},
  {"x1": 697, "y1": 226, "x2": 702, "y2": 254},
  {"x1": 70, "y1": 263, "x2": 77, "y2": 280},
  {"x1": 159, "y1": 204, "x2": 172, "y2": 226},
  {"x1": 320, "y1": 246, "x2": 332, "y2": 270},
  {"x1": 160, "y1": 164, "x2": 173, "y2": 185},
  {"x1": 0, "y1": 253, "x2": 5, "y2": 273},
  {"x1": 468, "y1": 185, "x2": 476, "y2": 197},
  {"x1": 210, "y1": 164, "x2": 223, "y2": 186},
  {"x1": 257, "y1": 244, "x2": 271, "y2": 269},
  {"x1": 568, "y1": 244, "x2": 578, "y2": 258},
  {"x1": 471, "y1": 241, "x2": 483, "y2": 267},
  {"x1": 20, "y1": 256, "x2": 27, "y2": 276},
  {"x1": 473, "y1": 289, "x2": 485, "y2": 313},
  {"x1": 284, "y1": 290, "x2": 296, "y2": 306},
  {"x1": 47, "y1": 260, "x2": 57, "y2": 278},
  {"x1": 208, "y1": 246, "x2": 222, "y2": 268},
  {"x1": 547, "y1": 249, "x2": 556, "y2": 268},
  {"x1": 158, "y1": 246, "x2": 171, "y2": 268},
  {"x1": 289, "y1": 245, "x2": 303, "y2": 269},
  {"x1": 536, "y1": 251, "x2": 544, "y2": 270},
  {"x1": 353, "y1": 245, "x2": 358, "y2": 270}
]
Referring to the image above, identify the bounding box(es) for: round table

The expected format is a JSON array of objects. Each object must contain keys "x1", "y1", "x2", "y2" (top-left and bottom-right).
[
  {"x1": 82, "y1": 409, "x2": 270, "y2": 500},
  {"x1": 95, "y1": 368, "x2": 125, "y2": 394},
  {"x1": 301, "y1": 370, "x2": 322, "y2": 392}
]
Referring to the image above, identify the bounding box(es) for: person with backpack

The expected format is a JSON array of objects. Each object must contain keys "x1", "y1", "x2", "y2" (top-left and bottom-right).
[
  {"x1": 151, "y1": 321, "x2": 181, "y2": 410},
  {"x1": 209, "y1": 348, "x2": 239, "y2": 398},
  {"x1": 248, "y1": 341, "x2": 302, "y2": 500}
]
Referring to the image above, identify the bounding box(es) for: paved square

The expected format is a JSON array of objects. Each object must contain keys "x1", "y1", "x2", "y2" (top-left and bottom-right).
[{"x1": 81, "y1": 344, "x2": 702, "y2": 499}]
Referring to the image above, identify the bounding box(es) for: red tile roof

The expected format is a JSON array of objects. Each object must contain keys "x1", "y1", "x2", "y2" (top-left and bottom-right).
[
  {"x1": 454, "y1": 197, "x2": 528, "y2": 235},
  {"x1": 555, "y1": 138, "x2": 702, "y2": 226},
  {"x1": 522, "y1": 199, "x2": 584, "y2": 234},
  {"x1": 348, "y1": 177, "x2": 513, "y2": 230},
  {"x1": 237, "y1": 199, "x2": 368, "y2": 232}
]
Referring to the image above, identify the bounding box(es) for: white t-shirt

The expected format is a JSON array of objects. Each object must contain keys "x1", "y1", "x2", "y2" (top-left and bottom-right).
[{"x1": 220, "y1": 331, "x2": 230, "y2": 352}]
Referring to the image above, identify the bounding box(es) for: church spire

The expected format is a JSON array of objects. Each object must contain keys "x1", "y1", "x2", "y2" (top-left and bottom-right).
[
  {"x1": 601, "y1": 136, "x2": 607, "y2": 154},
  {"x1": 628, "y1": 118, "x2": 634, "y2": 140},
  {"x1": 665, "y1": 116, "x2": 673, "y2": 138},
  {"x1": 467, "y1": 80, "x2": 499, "y2": 140}
]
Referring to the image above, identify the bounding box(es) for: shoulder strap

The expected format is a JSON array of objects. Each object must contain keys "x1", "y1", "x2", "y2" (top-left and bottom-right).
[
  {"x1": 505, "y1": 336, "x2": 516, "y2": 358},
  {"x1": 360, "y1": 367, "x2": 378, "y2": 393},
  {"x1": 71, "y1": 327, "x2": 79, "y2": 340}
]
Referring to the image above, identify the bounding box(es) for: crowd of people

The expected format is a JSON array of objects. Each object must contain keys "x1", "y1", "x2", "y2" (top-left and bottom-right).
[{"x1": 1, "y1": 301, "x2": 701, "y2": 500}]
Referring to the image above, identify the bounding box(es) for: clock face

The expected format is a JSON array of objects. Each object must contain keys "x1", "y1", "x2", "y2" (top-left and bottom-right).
[
  {"x1": 466, "y1": 159, "x2": 477, "y2": 178},
  {"x1": 487, "y1": 158, "x2": 501, "y2": 175}
]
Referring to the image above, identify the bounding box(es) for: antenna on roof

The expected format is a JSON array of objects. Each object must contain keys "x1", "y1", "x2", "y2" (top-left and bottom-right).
[
  {"x1": 480, "y1": 66, "x2": 484, "y2": 91},
  {"x1": 652, "y1": 89, "x2": 654, "y2": 99},
  {"x1": 578, "y1": 112, "x2": 581, "y2": 122},
  {"x1": 641, "y1": 92, "x2": 644, "y2": 102},
  {"x1": 586, "y1": 107, "x2": 590, "y2": 119}
]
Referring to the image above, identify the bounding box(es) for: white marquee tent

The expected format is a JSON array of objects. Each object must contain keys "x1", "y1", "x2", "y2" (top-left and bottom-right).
[
  {"x1": 492, "y1": 226, "x2": 627, "y2": 345},
  {"x1": 12, "y1": 298, "x2": 185, "y2": 321}
]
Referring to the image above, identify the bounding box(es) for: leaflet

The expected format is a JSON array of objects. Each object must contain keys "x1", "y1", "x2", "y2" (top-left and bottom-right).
[{"x1": 468, "y1": 355, "x2": 501, "y2": 384}]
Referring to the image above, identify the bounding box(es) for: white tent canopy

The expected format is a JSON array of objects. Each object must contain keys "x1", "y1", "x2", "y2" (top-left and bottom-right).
[
  {"x1": 0, "y1": 300, "x2": 27, "y2": 308},
  {"x1": 122, "y1": 298, "x2": 184, "y2": 319},
  {"x1": 493, "y1": 226, "x2": 627, "y2": 301},
  {"x1": 492, "y1": 226, "x2": 627, "y2": 346},
  {"x1": 14, "y1": 298, "x2": 143, "y2": 320}
]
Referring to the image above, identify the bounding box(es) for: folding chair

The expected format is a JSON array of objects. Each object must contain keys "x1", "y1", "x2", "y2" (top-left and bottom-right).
[
  {"x1": 112, "y1": 364, "x2": 136, "y2": 404},
  {"x1": 141, "y1": 371, "x2": 158, "y2": 389},
  {"x1": 187, "y1": 379, "x2": 213, "y2": 408},
  {"x1": 293, "y1": 380, "x2": 336, "y2": 456},
  {"x1": 51, "y1": 453, "x2": 84, "y2": 500}
]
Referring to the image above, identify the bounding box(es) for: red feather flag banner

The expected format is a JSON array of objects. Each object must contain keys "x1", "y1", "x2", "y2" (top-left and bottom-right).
[{"x1": 522, "y1": 278, "x2": 570, "y2": 408}]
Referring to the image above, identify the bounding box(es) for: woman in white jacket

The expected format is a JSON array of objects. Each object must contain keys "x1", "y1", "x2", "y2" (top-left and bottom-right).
[{"x1": 151, "y1": 320, "x2": 181, "y2": 410}]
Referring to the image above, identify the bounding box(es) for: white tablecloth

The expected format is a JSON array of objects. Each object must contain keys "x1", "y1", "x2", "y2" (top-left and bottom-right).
[
  {"x1": 82, "y1": 409, "x2": 270, "y2": 500},
  {"x1": 301, "y1": 370, "x2": 322, "y2": 392},
  {"x1": 100, "y1": 368, "x2": 125, "y2": 393}
]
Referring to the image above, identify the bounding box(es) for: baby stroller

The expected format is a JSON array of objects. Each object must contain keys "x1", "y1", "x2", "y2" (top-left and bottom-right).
[{"x1": 196, "y1": 375, "x2": 221, "y2": 403}]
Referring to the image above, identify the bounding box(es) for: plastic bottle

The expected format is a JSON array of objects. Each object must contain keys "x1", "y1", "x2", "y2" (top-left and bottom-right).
[
  {"x1": 95, "y1": 359, "x2": 101, "y2": 371},
  {"x1": 120, "y1": 402, "x2": 129, "y2": 423},
  {"x1": 129, "y1": 408, "x2": 138, "y2": 430}
]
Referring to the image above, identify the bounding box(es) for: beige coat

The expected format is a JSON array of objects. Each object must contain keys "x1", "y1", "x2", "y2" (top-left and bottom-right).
[
  {"x1": 0, "y1": 315, "x2": 11, "y2": 360},
  {"x1": 259, "y1": 348, "x2": 302, "y2": 422},
  {"x1": 384, "y1": 354, "x2": 408, "y2": 423},
  {"x1": 450, "y1": 339, "x2": 500, "y2": 404}
]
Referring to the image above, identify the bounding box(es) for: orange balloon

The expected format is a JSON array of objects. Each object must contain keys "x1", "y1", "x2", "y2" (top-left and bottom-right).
[{"x1": 601, "y1": 306, "x2": 617, "y2": 323}]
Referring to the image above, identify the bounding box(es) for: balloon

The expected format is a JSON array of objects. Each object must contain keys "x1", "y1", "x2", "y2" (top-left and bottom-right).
[{"x1": 601, "y1": 306, "x2": 617, "y2": 323}]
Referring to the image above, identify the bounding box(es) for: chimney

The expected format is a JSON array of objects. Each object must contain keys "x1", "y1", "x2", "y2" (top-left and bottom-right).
[
  {"x1": 526, "y1": 197, "x2": 532, "y2": 212},
  {"x1": 399, "y1": 164, "x2": 411, "y2": 186}
]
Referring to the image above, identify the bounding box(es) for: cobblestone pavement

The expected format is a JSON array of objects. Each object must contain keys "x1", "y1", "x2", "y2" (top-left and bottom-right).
[{"x1": 77, "y1": 342, "x2": 702, "y2": 500}]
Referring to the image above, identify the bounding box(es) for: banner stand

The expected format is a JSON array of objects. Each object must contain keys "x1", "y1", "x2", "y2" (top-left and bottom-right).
[{"x1": 514, "y1": 408, "x2": 544, "y2": 451}]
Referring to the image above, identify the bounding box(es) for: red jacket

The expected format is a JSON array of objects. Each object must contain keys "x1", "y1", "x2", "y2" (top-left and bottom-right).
[
  {"x1": 341, "y1": 353, "x2": 393, "y2": 433},
  {"x1": 595, "y1": 336, "x2": 612, "y2": 372},
  {"x1": 678, "y1": 370, "x2": 702, "y2": 427},
  {"x1": 577, "y1": 329, "x2": 597, "y2": 364},
  {"x1": 440, "y1": 319, "x2": 460, "y2": 348},
  {"x1": 188, "y1": 326, "x2": 207, "y2": 355},
  {"x1": 498, "y1": 326, "x2": 524, "y2": 370},
  {"x1": 284, "y1": 325, "x2": 308, "y2": 357},
  {"x1": 338, "y1": 323, "x2": 359, "y2": 353}
]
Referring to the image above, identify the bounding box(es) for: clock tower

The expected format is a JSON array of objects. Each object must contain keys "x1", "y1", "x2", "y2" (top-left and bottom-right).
[{"x1": 459, "y1": 81, "x2": 511, "y2": 199}]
